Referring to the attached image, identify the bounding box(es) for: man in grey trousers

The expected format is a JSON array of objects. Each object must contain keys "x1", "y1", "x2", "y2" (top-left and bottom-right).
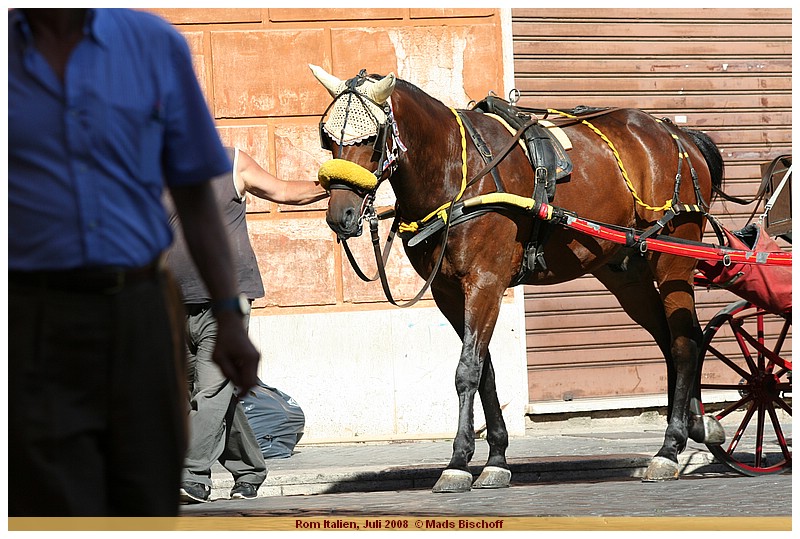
[{"x1": 166, "y1": 146, "x2": 328, "y2": 503}]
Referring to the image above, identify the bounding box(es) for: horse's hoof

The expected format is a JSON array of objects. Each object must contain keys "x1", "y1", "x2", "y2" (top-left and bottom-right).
[
  {"x1": 472, "y1": 466, "x2": 511, "y2": 489},
  {"x1": 642, "y1": 456, "x2": 680, "y2": 482},
  {"x1": 700, "y1": 415, "x2": 726, "y2": 445},
  {"x1": 432, "y1": 469, "x2": 473, "y2": 493},
  {"x1": 689, "y1": 413, "x2": 726, "y2": 445}
]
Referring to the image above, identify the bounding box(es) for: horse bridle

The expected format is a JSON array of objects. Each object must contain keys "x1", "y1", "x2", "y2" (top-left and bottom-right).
[
  {"x1": 317, "y1": 72, "x2": 465, "y2": 308},
  {"x1": 318, "y1": 69, "x2": 404, "y2": 199}
]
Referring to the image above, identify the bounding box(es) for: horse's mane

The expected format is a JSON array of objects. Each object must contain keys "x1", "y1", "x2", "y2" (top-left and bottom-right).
[{"x1": 370, "y1": 73, "x2": 447, "y2": 111}]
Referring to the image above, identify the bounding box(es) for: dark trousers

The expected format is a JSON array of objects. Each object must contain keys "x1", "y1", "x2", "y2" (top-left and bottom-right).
[{"x1": 8, "y1": 270, "x2": 187, "y2": 516}]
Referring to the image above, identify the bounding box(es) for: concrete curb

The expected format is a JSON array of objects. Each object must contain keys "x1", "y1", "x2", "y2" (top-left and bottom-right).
[{"x1": 209, "y1": 449, "x2": 726, "y2": 500}]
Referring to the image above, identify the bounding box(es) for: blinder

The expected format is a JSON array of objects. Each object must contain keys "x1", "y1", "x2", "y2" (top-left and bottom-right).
[
  {"x1": 317, "y1": 69, "x2": 392, "y2": 164},
  {"x1": 318, "y1": 117, "x2": 387, "y2": 161}
]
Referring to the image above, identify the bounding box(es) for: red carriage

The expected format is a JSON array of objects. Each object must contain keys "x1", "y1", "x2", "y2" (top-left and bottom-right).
[{"x1": 694, "y1": 155, "x2": 792, "y2": 476}]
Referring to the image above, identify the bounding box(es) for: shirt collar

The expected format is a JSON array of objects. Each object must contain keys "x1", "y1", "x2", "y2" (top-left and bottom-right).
[{"x1": 86, "y1": 9, "x2": 110, "y2": 48}]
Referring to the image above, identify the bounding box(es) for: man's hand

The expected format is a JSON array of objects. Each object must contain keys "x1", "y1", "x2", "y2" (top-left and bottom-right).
[{"x1": 212, "y1": 312, "x2": 260, "y2": 394}]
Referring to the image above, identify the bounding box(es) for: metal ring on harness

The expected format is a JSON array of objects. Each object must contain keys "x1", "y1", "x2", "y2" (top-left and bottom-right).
[
  {"x1": 723, "y1": 254, "x2": 732, "y2": 267},
  {"x1": 359, "y1": 193, "x2": 377, "y2": 228},
  {"x1": 639, "y1": 240, "x2": 648, "y2": 254}
]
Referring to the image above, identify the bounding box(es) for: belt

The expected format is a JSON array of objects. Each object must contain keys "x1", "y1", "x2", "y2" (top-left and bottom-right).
[
  {"x1": 184, "y1": 303, "x2": 211, "y2": 316},
  {"x1": 9, "y1": 262, "x2": 160, "y2": 295}
]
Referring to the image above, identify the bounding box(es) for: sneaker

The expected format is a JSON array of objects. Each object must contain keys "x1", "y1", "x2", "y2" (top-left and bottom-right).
[
  {"x1": 180, "y1": 481, "x2": 210, "y2": 504},
  {"x1": 230, "y1": 482, "x2": 258, "y2": 500}
]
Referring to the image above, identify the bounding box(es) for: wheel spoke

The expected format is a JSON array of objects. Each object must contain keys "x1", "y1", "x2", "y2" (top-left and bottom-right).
[
  {"x1": 755, "y1": 400, "x2": 766, "y2": 469},
  {"x1": 774, "y1": 317, "x2": 790, "y2": 357},
  {"x1": 701, "y1": 383, "x2": 752, "y2": 391},
  {"x1": 774, "y1": 393, "x2": 792, "y2": 415},
  {"x1": 707, "y1": 344, "x2": 753, "y2": 380},
  {"x1": 766, "y1": 403, "x2": 792, "y2": 461},
  {"x1": 715, "y1": 394, "x2": 753, "y2": 421},
  {"x1": 738, "y1": 322, "x2": 789, "y2": 369},
  {"x1": 726, "y1": 399, "x2": 757, "y2": 455},
  {"x1": 731, "y1": 321, "x2": 759, "y2": 374}
]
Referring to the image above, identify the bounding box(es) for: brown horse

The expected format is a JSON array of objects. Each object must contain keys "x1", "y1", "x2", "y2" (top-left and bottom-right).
[{"x1": 310, "y1": 65, "x2": 726, "y2": 492}]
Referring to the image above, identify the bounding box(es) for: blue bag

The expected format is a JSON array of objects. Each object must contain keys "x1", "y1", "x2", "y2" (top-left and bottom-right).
[{"x1": 239, "y1": 380, "x2": 305, "y2": 459}]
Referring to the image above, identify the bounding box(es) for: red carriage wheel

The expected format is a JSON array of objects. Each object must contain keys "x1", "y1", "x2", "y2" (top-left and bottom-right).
[{"x1": 699, "y1": 300, "x2": 792, "y2": 475}]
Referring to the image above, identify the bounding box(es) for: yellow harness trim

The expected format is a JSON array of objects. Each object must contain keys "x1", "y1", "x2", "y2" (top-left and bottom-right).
[
  {"x1": 463, "y1": 192, "x2": 552, "y2": 219},
  {"x1": 550, "y1": 109, "x2": 672, "y2": 212},
  {"x1": 485, "y1": 113, "x2": 530, "y2": 158},
  {"x1": 398, "y1": 107, "x2": 468, "y2": 234}
]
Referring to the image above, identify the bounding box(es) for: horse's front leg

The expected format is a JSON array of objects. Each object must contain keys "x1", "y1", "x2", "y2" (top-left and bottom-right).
[
  {"x1": 431, "y1": 332, "x2": 483, "y2": 493},
  {"x1": 431, "y1": 286, "x2": 509, "y2": 493},
  {"x1": 471, "y1": 352, "x2": 512, "y2": 489}
]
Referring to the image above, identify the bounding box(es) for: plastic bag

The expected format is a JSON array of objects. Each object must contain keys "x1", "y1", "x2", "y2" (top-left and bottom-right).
[{"x1": 239, "y1": 380, "x2": 305, "y2": 459}]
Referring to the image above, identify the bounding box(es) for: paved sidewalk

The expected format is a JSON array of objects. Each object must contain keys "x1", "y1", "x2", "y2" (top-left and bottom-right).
[{"x1": 207, "y1": 412, "x2": 741, "y2": 500}]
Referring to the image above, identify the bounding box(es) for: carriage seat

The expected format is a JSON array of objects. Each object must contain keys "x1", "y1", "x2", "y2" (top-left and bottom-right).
[{"x1": 472, "y1": 95, "x2": 573, "y2": 203}]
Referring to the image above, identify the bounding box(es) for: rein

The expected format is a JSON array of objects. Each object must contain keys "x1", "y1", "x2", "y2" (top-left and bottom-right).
[{"x1": 319, "y1": 76, "x2": 451, "y2": 307}]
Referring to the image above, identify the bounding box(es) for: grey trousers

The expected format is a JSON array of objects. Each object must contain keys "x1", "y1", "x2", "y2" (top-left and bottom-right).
[{"x1": 182, "y1": 305, "x2": 267, "y2": 488}]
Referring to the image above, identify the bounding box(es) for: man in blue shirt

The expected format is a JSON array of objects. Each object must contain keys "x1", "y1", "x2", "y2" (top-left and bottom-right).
[{"x1": 8, "y1": 8, "x2": 260, "y2": 516}]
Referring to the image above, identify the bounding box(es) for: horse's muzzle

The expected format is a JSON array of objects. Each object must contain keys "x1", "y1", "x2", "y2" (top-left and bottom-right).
[
  {"x1": 325, "y1": 185, "x2": 367, "y2": 240},
  {"x1": 326, "y1": 206, "x2": 362, "y2": 239}
]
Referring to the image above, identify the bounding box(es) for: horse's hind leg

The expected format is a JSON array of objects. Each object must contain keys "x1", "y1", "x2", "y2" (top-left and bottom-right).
[
  {"x1": 643, "y1": 295, "x2": 701, "y2": 476},
  {"x1": 429, "y1": 281, "x2": 510, "y2": 493},
  {"x1": 593, "y1": 249, "x2": 708, "y2": 481}
]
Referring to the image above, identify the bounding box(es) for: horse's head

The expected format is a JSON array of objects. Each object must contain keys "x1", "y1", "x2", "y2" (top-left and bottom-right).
[{"x1": 310, "y1": 64, "x2": 402, "y2": 239}]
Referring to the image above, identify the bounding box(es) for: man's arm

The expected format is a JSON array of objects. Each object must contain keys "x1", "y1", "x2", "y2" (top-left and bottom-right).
[
  {"x1": 169, "y1": 181, "x2": 260, "y2": 392},
  {"x1": 236, "y1": 149, "x2": 329, "y2": 205}
]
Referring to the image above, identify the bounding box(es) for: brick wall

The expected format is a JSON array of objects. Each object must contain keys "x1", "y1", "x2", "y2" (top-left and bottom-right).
[{"x1": 148, "y1": 8, "x2": 506, "y2": 314}]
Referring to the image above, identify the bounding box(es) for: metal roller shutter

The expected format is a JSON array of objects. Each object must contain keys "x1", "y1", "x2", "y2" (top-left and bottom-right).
[{"x1": 511, "y1": 9, "x2": 791, "y2": 407}]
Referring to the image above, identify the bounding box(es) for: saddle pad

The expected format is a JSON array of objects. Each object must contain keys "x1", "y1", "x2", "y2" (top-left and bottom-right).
[
  {"x1": 539, "y1": 120, "x2": 572, "y2": 150},
  {"x1": 485, "y1": 114, "x2": 572, "y2": 152}
]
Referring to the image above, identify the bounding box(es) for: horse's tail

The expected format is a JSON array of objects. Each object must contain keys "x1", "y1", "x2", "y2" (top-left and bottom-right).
[{"x1": 681, "y1": 128, "x2": 725, "y2": 197}]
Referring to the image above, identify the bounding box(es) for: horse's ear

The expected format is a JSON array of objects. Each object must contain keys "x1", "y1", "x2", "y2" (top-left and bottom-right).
[
  {"x1": 368, "y1": 73, "x2": 396, "y2": 104},
  {"x1": 309, "y1": 64, "x2": 344, "y2": 97}
]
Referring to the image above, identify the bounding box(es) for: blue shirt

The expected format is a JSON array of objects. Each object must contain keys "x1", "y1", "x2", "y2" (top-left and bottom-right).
[{"x1": 8, "y1": 9, "x2": 231, "y2": 270}]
